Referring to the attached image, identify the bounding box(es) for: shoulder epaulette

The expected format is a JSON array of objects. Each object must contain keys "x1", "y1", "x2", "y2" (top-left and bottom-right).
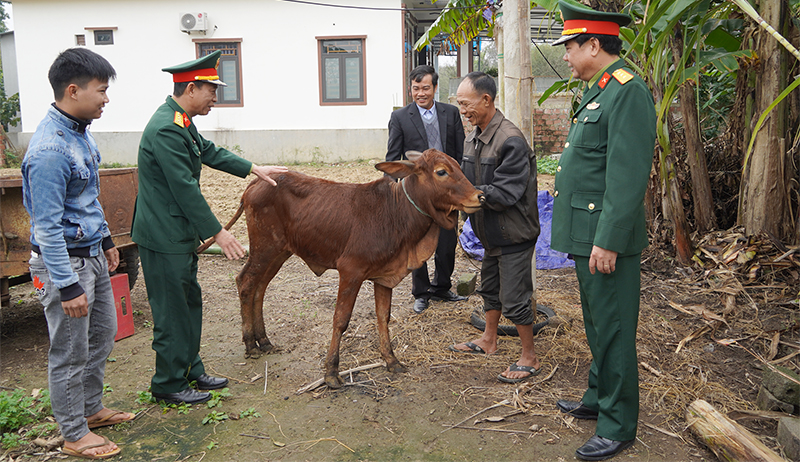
[
  {"x1": 173, "y1": 111, "x2": 185, "y2": 128},
  {"x1": 612, "y1": 68, "x2": 634, "y2": 85}
]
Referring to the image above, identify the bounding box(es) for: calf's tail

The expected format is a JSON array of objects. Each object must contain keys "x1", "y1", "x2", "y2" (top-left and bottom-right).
[
  {"x1": 195, "y1": 200, "x2": 246, "y2": 254},
  {"x1": 195, "y1": 180, "x2": 258, "y2": 254}
]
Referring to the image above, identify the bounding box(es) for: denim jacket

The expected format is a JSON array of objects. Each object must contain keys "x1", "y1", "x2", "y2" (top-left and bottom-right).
[{"x1": 22, "y1": 105, "x2": 112, "y2": 299}]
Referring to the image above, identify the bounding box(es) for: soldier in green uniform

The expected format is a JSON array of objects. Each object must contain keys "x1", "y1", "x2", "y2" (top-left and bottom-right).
[
  {"x1": 132, "y1": 51, "x2": 287, "y2": 405},
  {"x1": 549, "y1": 1, "x2": 656, "y2": 460}
]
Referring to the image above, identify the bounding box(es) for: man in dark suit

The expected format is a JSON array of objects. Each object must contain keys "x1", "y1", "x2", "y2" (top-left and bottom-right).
[{"x1": 386, "y1": 65, "x2": 467, "y2": 314}]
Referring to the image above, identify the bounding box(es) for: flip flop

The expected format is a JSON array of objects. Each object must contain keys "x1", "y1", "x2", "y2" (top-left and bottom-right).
[
  {"x1": 497, "y1": 362, "x2": 540, "y2": 383},
  {"x1": 448, "y1": 341, "x2": 487, "y2": 355},
  {"x1": 61, "y1": 436, "x2": 121, "y2": 459},
  {"x1": 87, "y1": 410, "x2": 135, "y2": 429}
]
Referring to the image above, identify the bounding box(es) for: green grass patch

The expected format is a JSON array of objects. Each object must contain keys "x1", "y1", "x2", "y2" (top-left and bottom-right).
[{"x1": 537, "y1": 156, "x2": 559, "y2": 175}]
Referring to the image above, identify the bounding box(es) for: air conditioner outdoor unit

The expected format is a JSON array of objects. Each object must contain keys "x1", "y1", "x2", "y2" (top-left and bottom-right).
[{"x1": 179, "y1": 12, "x2": 208, "y2": 33}]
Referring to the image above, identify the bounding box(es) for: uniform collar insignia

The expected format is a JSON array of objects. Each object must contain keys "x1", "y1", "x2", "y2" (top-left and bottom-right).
[
  {"x1": 598, "y1": 72, "x2": 611, "y2": 89},
  {"x1": 172, "y1": 111, "x2": 193, "y2": 128}
]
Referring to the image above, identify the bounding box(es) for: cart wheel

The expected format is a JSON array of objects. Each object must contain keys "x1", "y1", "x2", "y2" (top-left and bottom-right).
[
  {"x1": 114, "y1": 246, "x2": 140, "y2": 290},
  {"x1": 470, "y1": 304, "x2": 556, "y2": 337}
]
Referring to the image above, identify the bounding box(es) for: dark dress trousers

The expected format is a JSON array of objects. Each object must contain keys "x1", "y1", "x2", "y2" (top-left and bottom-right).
[{"x1": 386, "y1": 101, "x2": 465, "y2": 298}]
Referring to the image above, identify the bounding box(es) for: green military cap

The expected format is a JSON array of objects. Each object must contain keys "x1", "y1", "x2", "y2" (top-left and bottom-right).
[
  {"x1": 552, "y1": 0, "x2": 631, "y2": 45},
  {"x1": 162, "y1": 49, "x2": 227, "y2": 86}
]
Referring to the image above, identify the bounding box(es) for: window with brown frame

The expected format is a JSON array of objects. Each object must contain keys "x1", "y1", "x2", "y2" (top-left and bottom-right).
[
  {"x1": 318, "y1": 37, "x2": 365, "y2": 105},
  {"x1": 93, "y1": 30, "x2": 114, "y2": 45},
  {"x1": 196, "y1": 40, "x2": 243, "y2": 106}
]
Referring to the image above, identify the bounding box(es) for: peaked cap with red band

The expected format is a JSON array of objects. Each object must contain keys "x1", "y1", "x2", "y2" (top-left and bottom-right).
[
  {"x1": 551, "y1": 0, "x2": 631, "y2": 46},
  {"x1": 162, "y1": 49, "x2": 227, "y2": 86}
]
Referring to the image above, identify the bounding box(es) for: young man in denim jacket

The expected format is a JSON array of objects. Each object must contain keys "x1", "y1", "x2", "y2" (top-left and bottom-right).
[{"x1": 22, "y1": 48, "x2": 134, "y2": 460}]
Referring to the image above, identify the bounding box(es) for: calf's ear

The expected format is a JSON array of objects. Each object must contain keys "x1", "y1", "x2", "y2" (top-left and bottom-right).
[
  {"x1": 405, "y1": 150, "x2": 423, "y2": 162},
  {"x1": 376, "y1": 160, "x2": 415, "y2": 179}
]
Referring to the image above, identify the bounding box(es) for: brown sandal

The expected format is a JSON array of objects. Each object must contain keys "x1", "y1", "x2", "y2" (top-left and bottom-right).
[
  {"x1": 61, "y1": 436, "x2": 121, "y2": 459},
  {"x1": 86, "y1": 410, "x2": 135, "y2": 429}
]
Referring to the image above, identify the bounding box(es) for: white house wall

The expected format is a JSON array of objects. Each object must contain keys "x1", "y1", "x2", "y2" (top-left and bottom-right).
[
  {"x1": 10, "y1": 0, "x2": 405, "y2": 164},
  {"x1": 0, "y1": 32, "x2": 20, "y2": 133}
]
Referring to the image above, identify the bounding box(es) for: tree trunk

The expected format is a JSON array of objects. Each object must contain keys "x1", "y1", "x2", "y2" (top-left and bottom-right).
[
  {"x1": 686, "y1": 399, "x2": 784, "y2": 462},
  {"x1": 670, "y1": 32, "x2": 716, "y2": 233},
  {"x1": 501, "y1": 0, "x2": 536, "y2": 300},
  {"x1": 661, "y1": 150, "x2": 694, "y2": 265},
  {"x1": 649, "y1": 83, "x2": 694, "y2": 264},
  {"x1": 739, "y1": 0, "x2": 788, "y2": 239},
  {"x1": 502, "y1": 0, "x2": 532, "y2": 144},
  {"x1": 496, "y1": 12, "x2": 504, "y2": 113}
]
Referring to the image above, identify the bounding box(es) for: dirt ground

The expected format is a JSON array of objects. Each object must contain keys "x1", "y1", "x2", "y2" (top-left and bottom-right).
[{"x1": 0, "y1": 160, "x2": 794, "y2": 461}]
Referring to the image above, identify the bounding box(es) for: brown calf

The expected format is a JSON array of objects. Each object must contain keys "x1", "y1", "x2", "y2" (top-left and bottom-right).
[{"x1": 233, "y1": 149, "x2": 482, "y2": 388}]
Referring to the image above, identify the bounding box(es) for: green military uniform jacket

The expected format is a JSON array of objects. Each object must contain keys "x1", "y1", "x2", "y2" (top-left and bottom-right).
[
  {"x1": 131, "y1": 97, "x2": 252, "y2": 254},
  {"x1": 551, "y1": 59, "x2": 656, "y2": 257}
]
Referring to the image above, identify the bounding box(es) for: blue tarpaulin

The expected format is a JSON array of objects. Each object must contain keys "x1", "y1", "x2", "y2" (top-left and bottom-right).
[{"x1": 459, "y1": 190, "x2": 574, "y2": 269}]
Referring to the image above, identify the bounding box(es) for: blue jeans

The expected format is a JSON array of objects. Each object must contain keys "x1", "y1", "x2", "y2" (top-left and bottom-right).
[{"x1": 29, "y1": 252, "x2": 116, "y2": 442}]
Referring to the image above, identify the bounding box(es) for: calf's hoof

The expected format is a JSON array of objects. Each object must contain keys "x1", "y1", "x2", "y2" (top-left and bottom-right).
[
  {"x1": 325, "y1": 374, "x2": 344, "y2": 389},
  {"x1": 244, "y1": 347, "x2": 263, "y2": 359},
  {"x1": 257, "y1": 338, "x2": 275, "y2": 354},
  {"x1": 387, "y1": 362, "x2": 407, "y2": 374}
]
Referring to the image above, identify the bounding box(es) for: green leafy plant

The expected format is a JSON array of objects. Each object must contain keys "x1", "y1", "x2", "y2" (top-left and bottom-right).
[
  {"x1": 202, "y1": 411, "x2": 228, "y2": 425},
  {"x1": 0, "y1": 389, "x2": 51, "y2": 434},
  {"x1": 1, "y1": 432, "x2": 22, "y2": 449},
  {"x1": 239, "y1": 407, "x2": 261, "y2": 419},
  {"x1": 206, "y1": 441, "x2": 219, "y2": 450},
  {"x1": 537, "y1": 156, "x2": 559, "y2": 176},
  {"x1": 102, "y1": 383, "x2": 113, "y2": 394},
  {"x1": 171, "y1": 402, "x2": 192, "y2": 415},
  {"x1": 206, "y1": 388, "x2": 232, "y2": 409},
  {"x1": 134, "y1": 390, "x2": 153, "y2": 405},
  {"x1": 25, "y1": 423, "x2": 57, "y2": 439}
]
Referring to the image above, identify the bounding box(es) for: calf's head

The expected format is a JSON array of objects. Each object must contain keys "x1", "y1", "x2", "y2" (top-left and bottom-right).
[{"x1": 376, "y1": 149, "x2": 483, "y2": 230}]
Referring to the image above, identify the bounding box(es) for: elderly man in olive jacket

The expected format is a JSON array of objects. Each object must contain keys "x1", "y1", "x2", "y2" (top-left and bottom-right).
[
  {"x1": 448, "y1": 72, "x2": 542, "y2": 384},
  {"x1": 132, "y1": 50, "x2": 286, "y2": 406}
]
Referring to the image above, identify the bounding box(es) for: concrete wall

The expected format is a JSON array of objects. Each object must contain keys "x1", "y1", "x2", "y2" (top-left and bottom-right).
[
  {"x1": 9, "y1": 0, "x2": 404, "y2": 163},
  {"x1": 10, "y1": 127, "x2": 389, "y2": 165}
]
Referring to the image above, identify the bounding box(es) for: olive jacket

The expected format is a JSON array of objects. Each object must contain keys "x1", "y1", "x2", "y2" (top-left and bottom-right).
[
  {"x1": 131, "y1": 97, "x2": 252, "y2": 254},
  {"x1": 551, "y1": 59, "x2": 656, "y2": 257},
  {"x1": 461, "y1": 109, "x2": 539, "y2": 255}
]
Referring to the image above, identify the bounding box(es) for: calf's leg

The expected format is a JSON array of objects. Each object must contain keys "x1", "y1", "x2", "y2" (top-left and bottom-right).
[
  {"x1": 237, "y1": 247, "x2": 291, "y2": 358},
  {"x1": 324, "y1": 276, "x2": 362, "y2": 388},
  {"x1": 374, "y1": 283, "x2": 406, "y2": 373}
]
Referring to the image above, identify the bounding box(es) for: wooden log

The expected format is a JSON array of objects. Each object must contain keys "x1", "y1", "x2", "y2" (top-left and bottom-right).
[{"x1": 686, "y1": 399, "x2": 784, "y2": 462}]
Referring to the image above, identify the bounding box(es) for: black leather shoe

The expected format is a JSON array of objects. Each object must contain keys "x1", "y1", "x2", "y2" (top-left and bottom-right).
[
  {"x1": 413, "y1": 297, "x2": 430, "y2": 314},
  {"x1": 152, "y1": 388, "x2": 211, "y2": 405},
  {"x1": 193, "y1": 374, "x2": 229, "y2": 390},
  {"x1": 430, "y1": 290, "x2": 468, "y2": 302},
  {"x1": 556, "y1": 400, "x2": 599, "y2": 420},
  {"x1": 576, "y1": 434, "x2": 634, "y2": 461}
]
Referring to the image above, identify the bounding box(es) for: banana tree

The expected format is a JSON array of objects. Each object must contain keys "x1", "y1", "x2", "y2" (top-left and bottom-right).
[
  {"x1": 538, "y1": 0, "x2": 754, "y2": 263},
  {"x1": 414, "y1": 0, "x2": 500, "y2": 52}
]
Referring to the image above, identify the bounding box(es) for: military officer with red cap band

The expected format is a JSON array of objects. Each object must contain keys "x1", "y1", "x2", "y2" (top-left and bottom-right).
[
  {"x1": 550, "y1": 1, "x2": 657, "y2": 460},
  {"x1": 132, "y1": 50, "x2": 287, "y2": 405}
]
